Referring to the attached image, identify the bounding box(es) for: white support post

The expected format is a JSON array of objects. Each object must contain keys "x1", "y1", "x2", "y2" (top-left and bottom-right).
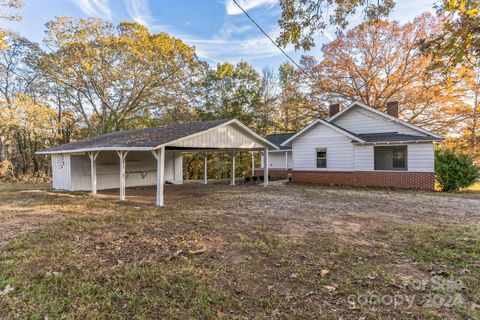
[
  {"x1": 230, "y1": 152, "x2": 236, "y2": 186},
  {"x1": 263, "y1": 148, "x2": 269, "y2": 187},
  {"x1": 88, "y1": 151, "x2": 99, "y2": 195},
  {"x1": 251, "y1": 152, "x2": 255, "y2": 176},
  {"x1": 152, "y1": 147, "x2": 165, "y2": 207},
  {"x1": 285, "y1": 151, "x2": 288, "y2": 170},
  {"x1": 203, "y1": 153, "x2": 208, "y2": 184},
  {"x1": 116, "y1": 151, "x2": 128, "y2": 201}
]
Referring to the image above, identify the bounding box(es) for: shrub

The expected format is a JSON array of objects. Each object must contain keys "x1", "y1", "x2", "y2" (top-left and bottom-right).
[
  {"x1": 252, "y1": 176, "x2": 258, "y2": 182},
  {"x1": 0, "y1": 160, "x2": 17, "y2": 182},
  {"x1": 435, "y1": 149, "x2": 479, "y2": 192},
  {"x1": 244, "y1": 175, "x2": 251, "y2": 183},
  {"x1": 259, "y1": 175, "x2": 264, "y2": 181}
]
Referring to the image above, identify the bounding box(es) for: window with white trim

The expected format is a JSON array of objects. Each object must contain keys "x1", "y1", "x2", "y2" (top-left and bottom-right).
[
  {"x1": 316, "y1": 148, "x2": 327, "y2": 168},
  {"x1": 374, "y1": 146, "x2": 407, "y2": 170}
]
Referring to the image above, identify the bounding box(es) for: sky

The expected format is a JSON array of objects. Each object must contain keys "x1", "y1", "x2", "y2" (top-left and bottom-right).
[{"x1": 0, "y1": 0, "x2": 435, "y2": 71}]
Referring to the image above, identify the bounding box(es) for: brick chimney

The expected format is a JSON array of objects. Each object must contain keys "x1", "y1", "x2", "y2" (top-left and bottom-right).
[
  {"x1": 329, "y1": 103, "x2": 340, "y2": 117},
  {"x1": 386, "y1": 101, "x2": 399, "y2": 118}
]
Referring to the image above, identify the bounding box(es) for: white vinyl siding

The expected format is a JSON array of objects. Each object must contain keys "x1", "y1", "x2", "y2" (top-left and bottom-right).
[
  {"x1": 354, "y1": 145, "x2": 374, "y2": 171},
  {"x1": 292, "y1": 123, "x2": 354, "y2": 171},
  {"x1": 333, "y1": 107, "x2": 425, "y2": 136},
  {"x1": 407, "y1": 143, "x2": 434, "y2": 172},
  {"x1": 52, "y1": 154, "x2": 71, "y2": 190},
  {"x1": 353, "y1": 143, "x2": 434, "y2": 172},
  {"x1": 169, "y1": 124, "x2": 265, "y2": 149},
  {"x1": 266, "y1": 151, "x2": 292, "y2": 169}
]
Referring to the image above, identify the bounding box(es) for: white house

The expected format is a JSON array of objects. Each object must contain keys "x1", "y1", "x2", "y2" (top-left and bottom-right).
[
  {"x1": 37, "y1": 119, "x2": 278, "y2": 206},
  {"x1": 280, "y1": 101, "x2": 443, "y2": 190}
]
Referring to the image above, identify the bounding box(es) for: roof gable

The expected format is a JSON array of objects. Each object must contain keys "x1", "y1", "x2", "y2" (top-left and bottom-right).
[
  {"x1": 281, "y1": 119, "x2": 365, "y2": 146},
  {"x1": 167, "y1": 121, "x2": 274, "y2": 149},
  {"x1": 328, "y1": 101, "x2": 443, "y2": 139}
]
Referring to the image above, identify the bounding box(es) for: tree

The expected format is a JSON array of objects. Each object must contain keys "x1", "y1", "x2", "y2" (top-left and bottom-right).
[
  {"x1": 0, "y1": 0, "x2": 24, "y2": 49},
  {"x1": 276, "y1": 0, "x2": 395, "y2": 50},
  {"x1": 275, "y1": 62, "x2": 317, "y2": 132},
  {"x1": 435, "y1": 148, "x2": 479, "y2": 191},
  {"x1": 299, "y1": 14, "x2": 465, "y2": 135},
  {"x1": 197, "y1": 61, "x2": 262, "y2": 126},
  {"x1": 248, "y1": 68, "x2": 278, "y2": 135},
  {"x1": 421, "y1": 0, "x2": 479, "y2": 71},
  {"x1": 39, "y1": 17, "x2": 201, "y2": 135},
  {"x1": 3, "y1": 94, "x2": 57, "y2": 175},
  {"x1": 0, "y1": 32, "x2": 45, "y2": 162},
  {"x1": 447, "y1": 65, "x2": 480, "y2": 162},
  {"x1": 277, "y1": 0, "x2": 478, "y2": 72}
]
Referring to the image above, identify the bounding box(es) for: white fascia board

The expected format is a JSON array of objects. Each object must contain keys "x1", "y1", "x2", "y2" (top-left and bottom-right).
[
  {"x1": 281, "y1": 119, "x2": 365, "y2": 146},
  {"x1": 153, "y1": 119, "x2": 279, "y2": 151},
  {"x1": 35, "y1": 146, "x2": 153, "y2": 155},
  {"x1": 353, "y1": 140, "x2": 439, "y2": 145},
  {"x1": 328, "y1": 101, "x2": 444, "y2": 139}
]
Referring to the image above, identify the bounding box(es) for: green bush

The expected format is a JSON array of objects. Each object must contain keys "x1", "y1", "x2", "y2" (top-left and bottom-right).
[
  {"x1": 435, "y1": 149, "x2": 479, "y2": 192},
  {"x1": 252, "y1": 176, "x2": 258, "y2": 182},
  {"x1": 244, "y1": 176, "x2": 251, "y2": 183}
]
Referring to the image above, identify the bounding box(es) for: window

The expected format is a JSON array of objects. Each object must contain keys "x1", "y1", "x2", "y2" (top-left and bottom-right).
[
  {"x1": 374, "y1": 146, "x2": 407, "y2": 170},
  {"x1": 316, "y1": 148, "x2": 327, "y2": 168}
]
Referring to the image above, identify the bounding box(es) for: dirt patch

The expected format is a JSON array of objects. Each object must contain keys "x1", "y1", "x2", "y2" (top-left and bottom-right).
[{"x1": 0, "y1": 210, "x2": 60, "y2": 245}]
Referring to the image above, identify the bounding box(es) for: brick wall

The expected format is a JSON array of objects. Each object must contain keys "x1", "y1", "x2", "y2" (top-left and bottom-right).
[
  {"x1": 291, "y1": 171, "x2": 435, "y2": 190},
  {"x1": 290, "y1": 171, "x2": 355, "y2": 185},
  {"x1": 254, "y1": 169, "x2": 291, "y2": 180},
  {"x1": 354, "y1": 171, "x2": 435, "y2": 190}
]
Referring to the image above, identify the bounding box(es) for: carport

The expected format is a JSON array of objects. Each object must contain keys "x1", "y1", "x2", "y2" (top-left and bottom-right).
[{"x1": 36, "y1": 119, "x2": 278, "y2": 206}]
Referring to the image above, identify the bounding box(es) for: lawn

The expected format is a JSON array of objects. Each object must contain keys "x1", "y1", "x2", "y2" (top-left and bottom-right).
[{"x1": 0, "y1": 183, "x2": 479, "y2": 319}]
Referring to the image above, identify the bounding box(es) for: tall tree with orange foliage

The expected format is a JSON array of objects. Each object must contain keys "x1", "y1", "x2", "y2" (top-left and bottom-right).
[{"x1": 299, "y1": 14, "x2": 466, "y2": 135}]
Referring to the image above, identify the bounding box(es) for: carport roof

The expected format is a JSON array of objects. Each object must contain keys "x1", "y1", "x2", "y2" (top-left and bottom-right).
[{"x1": 37, "y1": 119, "x2": 278, "y2": 154}]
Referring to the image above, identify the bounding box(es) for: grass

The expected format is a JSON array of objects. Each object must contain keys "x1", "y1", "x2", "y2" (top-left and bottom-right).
[
  {"x1": 391, "y1": 224, "x2": 480, "y2": 319},
  {"x1": 0, "y1": 183, "x2": 480, "y2": 319}
]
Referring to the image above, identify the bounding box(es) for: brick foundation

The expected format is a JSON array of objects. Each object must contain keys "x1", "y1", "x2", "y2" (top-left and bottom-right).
[
  {"x1": 291, "y1": 171, "x2": 435, "y2": 190},
  {"x1": 254, "y1": 169, "x2": 291, "y2": 180}
]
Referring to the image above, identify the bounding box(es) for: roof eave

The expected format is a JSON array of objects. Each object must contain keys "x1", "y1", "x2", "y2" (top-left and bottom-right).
[
  {"x1": 35, "y1": 146, "x2": 154, "y2": 155},
  {"x1": 352, "y1": 138, "x2": 443, "y2": 145}
]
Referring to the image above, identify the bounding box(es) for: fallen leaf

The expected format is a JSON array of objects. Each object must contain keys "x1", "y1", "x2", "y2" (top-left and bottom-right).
[
  {"x1": 1, "y1": 285, "x2": 14, "y2": 296},
  {"x1": 323, "y1": 285, "x2": 336, "y2": 292},
  {"x1": 189, "y1": 247, "x2": 207, "y2": 254},
  {"x1": 320, "y1": 269, "x2": 330, "y2": 277}
]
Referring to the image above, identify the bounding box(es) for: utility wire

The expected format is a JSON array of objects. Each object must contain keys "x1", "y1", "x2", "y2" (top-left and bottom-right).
[{"x1": 232, "y1": 0, "x2": 318, "y2": 82}]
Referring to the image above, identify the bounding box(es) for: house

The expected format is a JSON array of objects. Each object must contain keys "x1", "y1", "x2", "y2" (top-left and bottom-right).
[
  {"x1": 36, "y1": 119, "x2": 278, "y2": 206},
  {"x1": 280, "y1": 101, "x2": 443, "y2": 190},
  {"x1": 252, "y1": 133, "x2": 294, "y2": 179}
]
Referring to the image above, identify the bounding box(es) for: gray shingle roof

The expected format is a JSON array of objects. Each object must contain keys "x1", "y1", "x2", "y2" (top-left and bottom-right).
[
  {"x1": 265, "y1": 133, "x2": 296, "y2": 150},
  {"x1": 38, "y1": 119, "x2": 231, "y2": 154},
  {"x1": 356, "y1": 132, "x2": 442, "y2": 143}
]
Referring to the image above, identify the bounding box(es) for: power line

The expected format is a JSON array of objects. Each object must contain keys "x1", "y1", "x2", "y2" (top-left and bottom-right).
[{"x1": 232, "y1": 0, "x2": 318, "y2": 82}]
